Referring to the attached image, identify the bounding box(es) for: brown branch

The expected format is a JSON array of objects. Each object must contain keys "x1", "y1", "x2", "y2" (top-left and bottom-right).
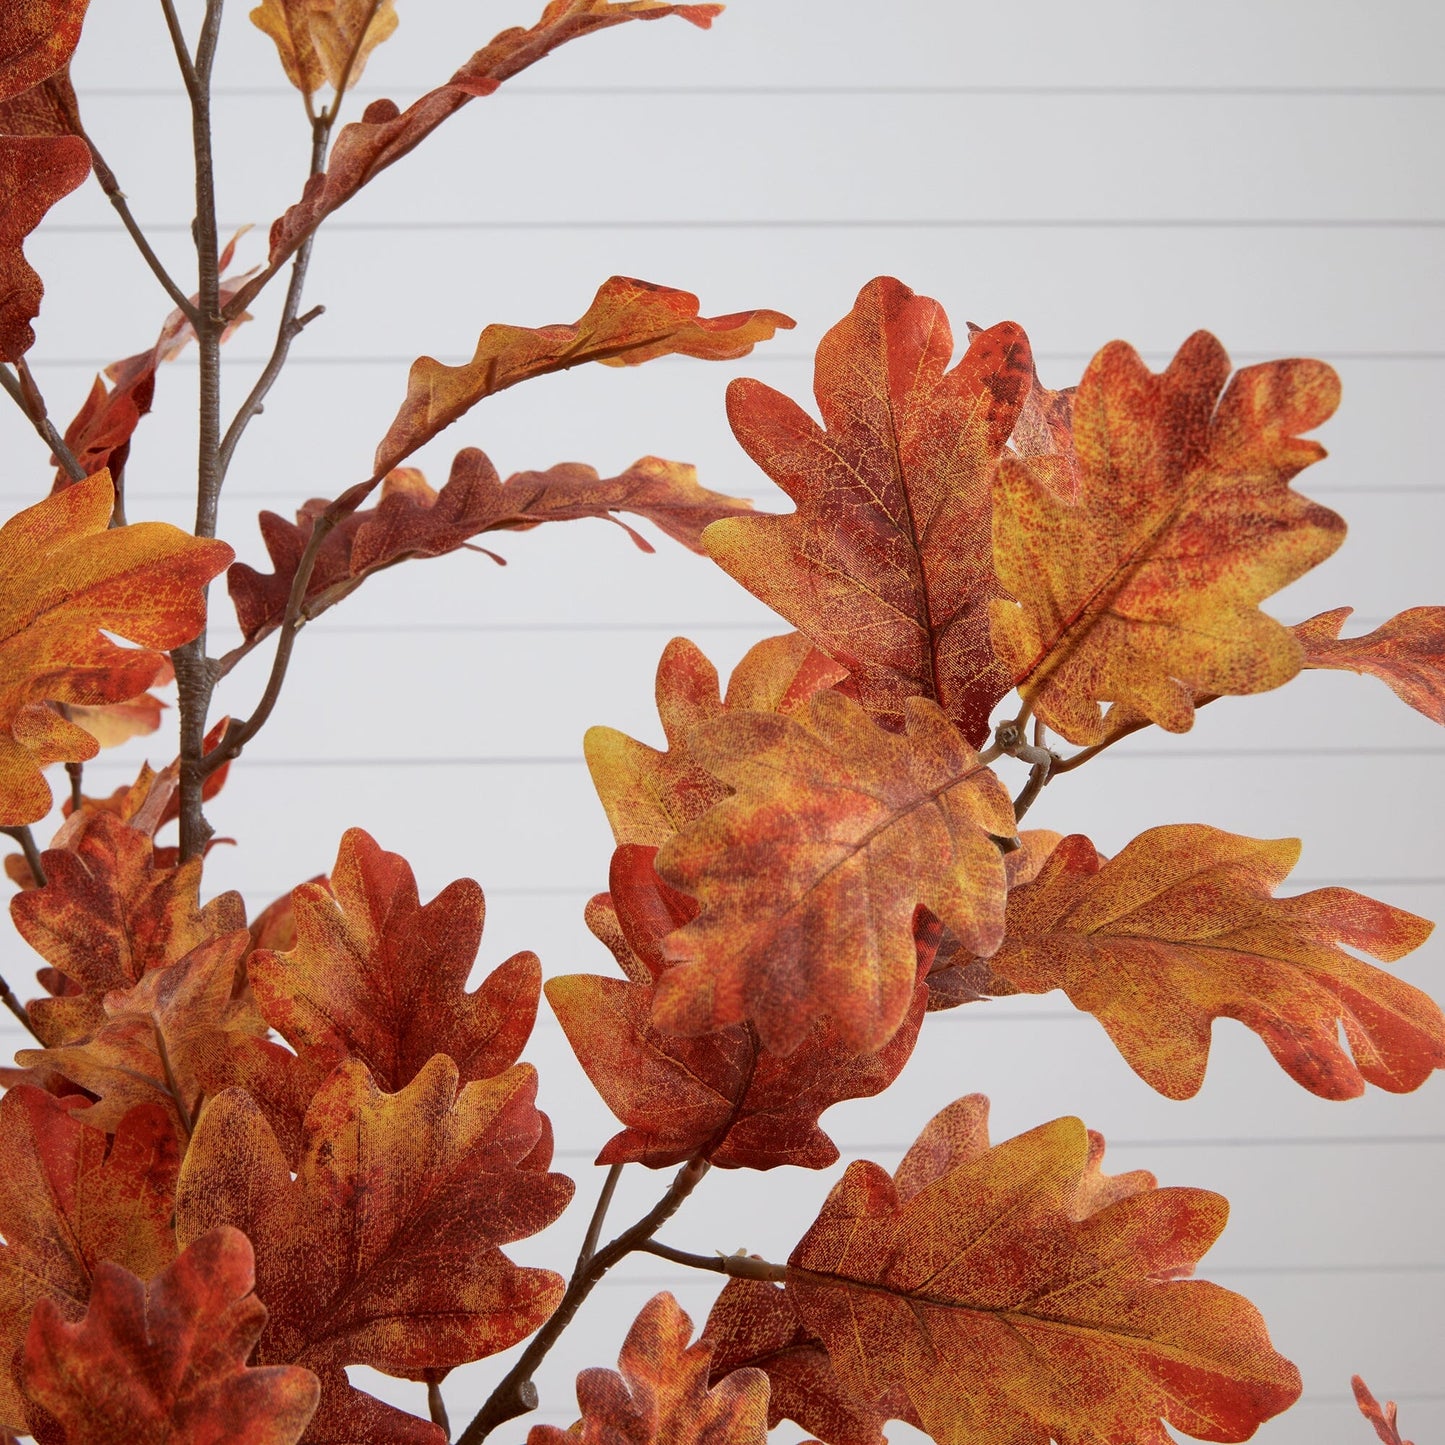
[
  {"x1": 575, "y1": 1162, "x2": 623, "y2": 1274},
  {"x1": 0, "y1": 971, "x2": 40, "y2": 1042},
  {"x1": 427, "y1": 1379, "x2": 451, "y2": 1439},
  {"x1": 0, "y1": 361, "x2": 87, "y2": 483},
  {"x1": 634, "y1": 1240, "x2": 788, "y2": 1282},
  {"x1": 212, "y1": 107, "x2": 334, "y2": 486},
  {"x1": 157, "y1": 0, "x2": 200, "y2": 96},
  {"x1": 0, "y1": 825, "x2": 46, "y2": 887},
  {"x1": 79, "y1": 128, "x2": 196, "y2": 320},
  {"x1": 64, "y1": 762, "x2": 84, "y2": 812},
  {"x1": 456, "y1": 1157, "x2": 711, "y2": 1445}
]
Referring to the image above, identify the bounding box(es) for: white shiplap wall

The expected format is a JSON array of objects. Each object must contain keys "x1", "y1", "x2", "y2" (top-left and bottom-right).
[{"x1": 2, "y1": 3, "x2": 1442, "y2": 1442}]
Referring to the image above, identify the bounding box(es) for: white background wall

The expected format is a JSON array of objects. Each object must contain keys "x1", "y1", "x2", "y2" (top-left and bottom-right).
[{"x1": 2, "y1": 3, "x2": 1441, "y2": 1442}]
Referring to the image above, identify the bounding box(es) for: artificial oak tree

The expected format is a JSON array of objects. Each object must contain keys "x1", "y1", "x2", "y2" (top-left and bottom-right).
[{"x1": 0, "y1": 4, "x2": 1441, "y2": 1444}]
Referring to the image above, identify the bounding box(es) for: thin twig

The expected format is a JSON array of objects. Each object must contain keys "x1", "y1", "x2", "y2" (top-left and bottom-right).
[
  {"x1": 158, "y1": 0, "x2": 200, "y2": 95},
  {"x1": 427, "y1": 1380, "x2": 451, "y2": 1439},
  {"x1": 323, "y1": 0, "x2": 386, "y2": 114},
  {"x1": 0, "y1": 362, "x2": 87, "y2": 482},
  {"x1": 0, "y1": 826, "x2": 47, "y2": 888},
  {"x1": 0, "y1": 973, "x2": 41, "y2": 1042},
  {"x1": 456, "y1": 1157, "x2": 711, "y2": 1445},
  {"x1": 79, "y1": 129, "x2": 196, "y2": 319},
  {"x1": 64, "y1": 762, "x2": 84, "y2": 812},
  {"x1": 212, "y1": 107, "x2": 334, "y2": 485},
  {"x1": 199, "y1": 507, "x2": 341, "y2": 777},
  {"x1": 575, "y1": 1163, "x2": 624, "y2": 1274},
  {"x1": 634, "y1": 1240, "x2": 788, "y2": 1281}
]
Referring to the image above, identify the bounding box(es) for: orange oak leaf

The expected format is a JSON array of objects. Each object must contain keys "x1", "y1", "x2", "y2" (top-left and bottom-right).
[
  {"x1": 918, "y1": 828, "x2": 1064, "y2": 1012},
  {"x1": 1295, "y1": 606, "x2": 1445, "y2": 726},
  {"x1": 264, "y1": 2, "x2": 723, "y2": 277},
  {"x1": 786, "y1": 1095, "x2": 1301, "y2": 1445},
  {"x1": 176, "y1": 1056, "x2": 573, "y2": 1442},
  {"x1": 250, "y1": 0, "x2": 398, "y2": 96},
  {"x1": 968, "y1": 317, "x2": 1079, "y2": 498},
  {"x1": 585, "y1": 632, "x2": 848, "y2": 849},
  {"x1": 22, "y1": 1226, "x2": 320, "y2": 1445},
  {"x1": 528, "y1": 1292, "x2": 768, "y2": 1445},
  {"x1": 702, "y1": 1276, "x2": 890, "y2": 1445},
  {"x1": 550, "y1": 843, "x2": 924, "y2": 1169},
  {"x1": 0, "y1": 473, "x2": 233, "y2": 823},
  {"x1": 15, "y1": 931, "x2": 261, "y2": 1135},
  {"x1": 0, "y1": 1088, "x2": 179, "y2": 1433},
  {"x1": 376, "y1": 277, "x2": 792, "y2": 474},
  {"x1": 0, "y1": 133, "x2": 89, "y2": 360},
  {"x1": 990, "y1": 333, "x2": 1347, "y2": 745},
  {"x1": 653, "y1": 691, "x2": 1013, "y2": 1054},
  {"x1": 706, "y1": 277, "x2": 1033, "y2": 748},
  {"x1": 0, "y1": 0, "x2": 88, "y2": 104},
  {"x1": 11, "y1": 810, "x2": 244, "y2": 1043},
  {"x1": 979, "y1": 825, "x2": 1442, "y2": 1100},
  {"x1": 228, "y1": 449, "x2": 751, "y2": 645},
  {"x1": 247, "y1": 827, "x2": 539, "y2": 1092},
  {"x1": 1353, "y1": 1376, "x2": 1415, "y2": 1445}
]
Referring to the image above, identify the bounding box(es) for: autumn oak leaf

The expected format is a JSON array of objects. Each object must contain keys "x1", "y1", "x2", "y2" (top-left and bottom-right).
[
  {"x1": 22, "y1": 1226, "x2": 320, "y2": 1445},
  {"x1": 702, "y1": 1276, "x2": 889, "y2": 1445},
  {"x1": 706, "y1": 277, "x2": 1033, "y2": 747},
  {"x1": 786, "y1": 1095, "x2": 1302, "y2": 1445},
  {"x1": 15, "y1": 930, "x2": 260, "y2": 1135},
  {"x1": 654, "y1": 690, "x2": 1013, "y2": 1054},
  {"x1": 550, "y1": 843, "x2": 924, "y2": 1169},
  {"x1": 227, "y1": 449, "x2": 751, "y2": 646},
  {"x1": 990, "y1": 332, "x2": 1346, "y2": 744},
  {"x1": 0, "y1": 133, "x2": 89, "y2": 360},
  {"x1": 980, "y1": 824, "x2": 1442, "y2": 1100},
  {"x1": 1353, "y1": 1376, "x2": 1415, "y2": 1445},
  {"x1": 0, "y1": 473, "x2": 232, "y2": 823},
  {"x1": 585, "y1": 632, "x2": 847, "y2": 850},
  {"x1": 176, "y1": 1056, "x2": 573, "y2": 1441},
  {"x1": 529, "y1": 1292, "x2": 768, "y2": 1445},
  {"x1": 1295, "y1": 606, "x2": 1445, "y2": 726},
  {"x1": 264, "y1": 2, "x2": 724, "y2": 276},
  {"x1": 0, "y1": 1089, "x2": 179, "y2": 1433},
  {"x1": 248, "y1": 827, "x2": 539, "y2": 1091},
  {"x1": 375, "y1": 276, "x2": 793, "y2": 473},
  {"x1": 0, "y1": 0, "x2": 89, "y2": 103},
  {"x1": 250, "y1": 0, "x2": 399, "y2": 96},
  {"x1": 11, "y1": 810, "x2": 245, "y2": 1044}
]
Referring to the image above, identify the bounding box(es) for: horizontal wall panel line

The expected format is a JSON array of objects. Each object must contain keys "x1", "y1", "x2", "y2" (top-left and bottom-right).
[
  {"x1": 192, "y1": 615, "x2": 1395, "y2": 636},
  {"x1": 24, "y1": 352, "x2": 1445, "y2": 367},
  {"x1": 78, "y1": 84, "x2": 1445, "y2": 99},
  {"x1": 41, "y1": 218, "x2": 1445, "y2": 236},
  {"x1": 234, "y1": 877, "x2": 1444, "y2": 899},
  {"x1": 81, "y1": 746, "x2": 1445, "y2": 770},
  {"x1": 547, "y1": 1135, "x2": 1445, "y2": 1161}
]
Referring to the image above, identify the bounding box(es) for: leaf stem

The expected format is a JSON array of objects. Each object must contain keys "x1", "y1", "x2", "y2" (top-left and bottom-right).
[
  {"x1": 0, "y1": 825, "x2": 46, "y2": 887},
  {"x1": 427, "y1": 1379, "x2": 451, "y2": 1439},
  {"x1": 456, "y1": 1157, "x2": 711, "y2": 1445},
  {"x1": 0, "y1": 361, "x2": 87, "y2": 483},
  {"x1": 575, "y1": 1162, "x2": 624, "y2": 1274},
  {"x1": 0, "y1": 973, "x2": 40, "y2": 1042}
]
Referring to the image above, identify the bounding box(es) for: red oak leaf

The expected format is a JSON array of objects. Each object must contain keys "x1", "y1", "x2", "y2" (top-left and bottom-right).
[
  {"x1": 706, "y1": 277, "x2": 1033, "y2": 748},
  {"x1": 0, "y1": 1089, "x2": 179, "y2": 1433},
  {"x1": 550, "y1": 844, "x2": 924, "y2": 1169},
  {"x1": 228, "y1": 449, "x2": 752, "y2": 645},
  {"x1": 22, "y1": 1227, "x2": 319, "y2": 1445},
  {"x1": 529, "y1": 1293, "x2": 768, "y2": 1445}
]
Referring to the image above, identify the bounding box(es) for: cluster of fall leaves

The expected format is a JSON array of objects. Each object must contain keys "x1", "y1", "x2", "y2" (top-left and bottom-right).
[{"x1": 1, "y1": 1, "x2": 1443, "y2": 1443}]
